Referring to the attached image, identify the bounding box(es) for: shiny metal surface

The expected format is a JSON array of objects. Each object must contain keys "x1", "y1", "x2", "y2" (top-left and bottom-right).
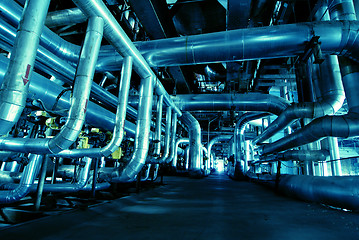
[
  {"x1": 172, "y1": 138, "x2": 189, "y2": 168},
  {"x1": 153, "y1": 95, "x2": 164, "y2": 158},
  {"x1": 180, "y1": 112, "x2": 203, "y2": 177},
  {"x1": 173, "y1": 93, "x2": 289, "y2": 115},
  {"x1": 54, "y1": 57, "x2": 133, "y2": 158},
  {"x1": 166, "y1": 112, "x2": 178, "y2": 163},
  {"x1": 112, "y1": 76, "x2": 154, "y2": 182},
  {"x1": 260, "y1": 150, "x2": 329, "y2": 163},
  {"x1": 46, "y1": 8, "x2": 87, "y2": 27},
  {"x1": 0, "y1": 0, "x2": 50, "y2": 135},
  {"x1": 158, "y1": 107, "x2": 172, "y2": 163},
  {"x1": 0, "y1": 154, "x2": 43, "y2": 203},
  {"x1": 207, "y1": 135, "x2": 232, "y2": 167}
]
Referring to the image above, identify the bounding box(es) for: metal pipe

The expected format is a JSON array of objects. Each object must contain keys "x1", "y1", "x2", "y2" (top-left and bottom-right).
[
  {"x1": 0, "y1": 154, "x2": 43, "y2": 203},
  {"x1": 172, "y1": 138, "x2": 189, "y2": 168},
  {"x1": 72, "y1": 0, "x2": 181, "y2": 117},
  {"x1": 46, "y1": 8, "x2": 87, "y2": 28},
  {"x1": 111, "y1": 75, "x2": 154, "y2": 182},
  {"x1": 234, "y1": 113, "x2": 269, "y2": 177},
  {"x1": 207, "y1": 135, "x2": 232, "y2": 165},
  {"x1": 96, "y1": 21, "x2": 359, "y2": 69},
  {"x1": 153, "y1": 95, "x2": 164, "y2": 158},
  {"x1": 0, "y1": 17, "x2": 104, "y2": 154},
  {"x1": 51, "y1": 57, "x2": 133, "y2": 158},
  {"x1": 180, "y1": 112, "x2": 203, "y2": 177},
  {"x1": 166, "y1": 112, "x2": 178, "y2": 163},
  {"x1": 158, "y1": 107, "x2": 172, "y2": 163},
  {"x1": 172, "y1": 94, "x2": 289, "y2": 115},
  {"x1": 328, "y1": 137, "x2": 342, "y2": 175},
  {"x1": 0, "y1": 0, "x2": 50, "y2": 135},
  {"x1": 259, "y1": 150, "x2": 329, "y2": 163}
]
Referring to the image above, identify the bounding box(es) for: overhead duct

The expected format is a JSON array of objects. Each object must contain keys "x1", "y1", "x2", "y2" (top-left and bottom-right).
[
  {"x1": 0, "y1": 16, "x2": 104, "y2": 154},
  {"x1": 172, "y1": 93, "x2": 289, "y2": 115},
  {"x1": 0, "y1": 0, "x2": 50, "y2": 135},
  {"x1": 172, "y1": 138, "x2": 189, "y2": 169},
  {"x1": 180, "y1": 112, "x2": 203, "y2": 178},
  {"x1": 97, "y1": 21, "x2": 359, "y2": 70}
]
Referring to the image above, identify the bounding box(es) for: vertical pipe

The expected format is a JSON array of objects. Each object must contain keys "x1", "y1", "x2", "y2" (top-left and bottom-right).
[
  {"x1": 159, "y1": 107, "x2": 172, "y2": 162},
  {"x1": 0, "y1": 0, "x2": 50, "y2": 135},
  {"x1": 153, "y1": 95, "x2": 164, "y2": 157},
  {"x1": 35, "y1": 155, "x2": 47, "y2": 211},
  {"x1": 166, "y1": 112, "x2": 178, "y2": 163},
  {"x1": 329, "y1": 137, "x2": 342, "y2": 176}
]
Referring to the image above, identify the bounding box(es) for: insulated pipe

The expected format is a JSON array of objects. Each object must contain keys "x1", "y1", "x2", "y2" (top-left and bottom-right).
[
  {"x1": 172, "y1": 138, "x2": 189, "y2": 168},
  {"x1": 253, "y1": 55, "x2": 345, "y2": 144},
  {"x1": 111, "y1": 75, "x2": 154, "y2": 182},
  {"x1": 172, "y1": 94, "x2": 289, "y2": 115},
  {"x1": 234, "y1": 113, "x2": 269, "y2": 176},
  {"x1": 0, "y1": 0, "x2": 50, "y2": 135},
  {"x1": 180, "y1": 112, "x2": 203, "y2": 177},
  {"x1": 153, "y1": 95, "x2": 164, "y2": 158},
  {"x1": 207, "y1": 135, "x2": 232, "y2": 165},
  {"x1": 259, "y1": 150, "x2": 329, "y2": 163},
  {"x1": 0, "y1": 54, "x2": 136, "y2": 137},
  {"x1": 0, "y1": 17, "x2": 139, "y2": 120},
  {"x1": 166, "y1": 112, "x2": 178, "y2": 163},
  {"x1": 0, "y1": 17, "x2": 104, "y2": 154},
  {"x1": 51, "y1": 57, "x2": 133, "y2": 158},
  {"x1": 0, "y1": 154, "x2": 42, "y2": 204},
  {"x1": 72, "y1": 0, "x2": 181, "y2": 117},
  {"x1": 158, "y1": 107, "x2": 172, "y2": 163},
  {"x1": 96, "y1": 21, "x2": 359, "y2": 69},
  {"x1": 46, "y1": 8, "x2": 87, "y2": 28}
]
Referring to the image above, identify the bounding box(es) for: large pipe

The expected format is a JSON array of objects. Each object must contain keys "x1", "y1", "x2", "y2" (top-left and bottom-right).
[
  {"x1": 259, "y1": 150, "x2": 329, "y2": 163},
  {"x1": 111, "y1": 76, "x2": 154, "y2": 182},
  {"x1": 0, "y1": 154, "x2": 42, "y2": 203},
  {"x1": 253, "y1": 55, "x2": 345, "y2": 144},
  {"x1": 153, "y1": 95, "x2": 164, "y2": 158},
  {"x1": 50, "y1": 57, "x2": 133, "y2": 158},
  {"x1": 0, "y1": 0, "x2": 50, "y2": 135},
  {"x1": 96, "y1": 21, "x2": 359, "y2": 69},
  {"x1": 166, "y1": 112, "x2": 178, "y2": 163},
  {"x1": 180, "y1": 112, "x2": 203, "y2": 177},
  {"x1": 172, "y1": 138, "x2": 189, "y2": 168},
  {"x1": 207, "y1": 135, "x2": 232, "y2": 165},
  {"x1": 173, "y1": 94, "x2": 289, "y2": 115},
  {"x1": 0, "y1": 17, "x2": 104, "y2": 154},
  {"x1": 158, "y1": 107, "x2": 172, "y2": 163},
  {"x1": 72, "y1": 0, "x2": 181, "y2": 117},
  {"x1": 46, "y1": 8, "x2": 87, "y2": 28},
  {"x1": 0, "y1": 54, "x2": 136, "y2": 137}
]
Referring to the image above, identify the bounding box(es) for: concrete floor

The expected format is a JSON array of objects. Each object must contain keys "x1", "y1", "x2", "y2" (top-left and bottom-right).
[{"x1": 1, "y1": 173, "x2": 359, "y2": 239}]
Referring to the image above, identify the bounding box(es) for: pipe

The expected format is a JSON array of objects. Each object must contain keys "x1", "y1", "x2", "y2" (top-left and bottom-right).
[
  {"x1": 253, "y1": 2, "x2": 346, "y2": 145},
  {"x1": 96, "y1": 21, "x2": 359, "y2": 69},
  {"x1": 166, "y1": 112, "x2": 178, "y2": 163},
  {"x1": 180, "y1": 112, "x2": 203, "y2": 178},
  {"x1": 0, "y1": 54, "x2": 136, "y2": 137},
  {"x1": 328, "y1": 137, "x2": 342, "y2": 175},
  {"x1": 172, "y1": 94, "x2": 289, "y2": 115},
  {"x1": 111, "y1": 75, "x2": 154, "y2": 182},
  {"x1": 253, "y1": 55, "x2": 345, "y2": 144},
  {"x1": 0, "y1": 0, "x2": 50, "y2": 135},
  {"x1": 50, "y1": 57, "x2": 133, "y2": 158},
  {"x1": 72, "y1": 0, "x2": 181, "y2": 117},
  {"x1": 46, "y1": 8, "x2": 87, "y2": 28},
  {"x1": 0, "y1": 17, "x2": 104, "y2": 154},
  {"x1": 207, "y1": 135, "x2": 232, "y2": 165},
  {"x1": 0, "y1": 17, "x2": 139, "y2": 121},
  {"x1": 172, "y1": 138, "x2": 189, "y2": 168},
  {"x1": 0, "y1": 154, "x2": 42, "y2": 204},
  {"x1": 259, "y1": 150, "x2": 329, "y2": 163},
  {"x1": 158, "y1": 107, "x2": 172, "y2": 163},
  {"x1": 153, "y1": 95, "x2": 164, "y2": 158},
  {"x1": 234, "y1": 113, "x2": 269, "y2": 177}
]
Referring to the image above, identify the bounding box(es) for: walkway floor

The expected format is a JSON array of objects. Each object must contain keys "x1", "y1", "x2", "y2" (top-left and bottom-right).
[{"x1": 1, "y1": 174, "x2": 359, "y2": 240}]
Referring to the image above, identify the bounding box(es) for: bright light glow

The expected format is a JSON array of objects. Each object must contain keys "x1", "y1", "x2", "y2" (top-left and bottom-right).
[{"x1": 216, "y1": 159, "x2": 224, "y2": 173}]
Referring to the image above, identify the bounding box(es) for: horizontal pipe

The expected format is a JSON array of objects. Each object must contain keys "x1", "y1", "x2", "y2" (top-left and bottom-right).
[
  {"x1": 46, "y1": 8, "x2": 87, "y2": 27},
  {"x1": 259, "y1": 150, "x2": 329, "y2": 163},
  {"x1": 172, "y1": 94, "x2": 289, "y2": 115}
]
